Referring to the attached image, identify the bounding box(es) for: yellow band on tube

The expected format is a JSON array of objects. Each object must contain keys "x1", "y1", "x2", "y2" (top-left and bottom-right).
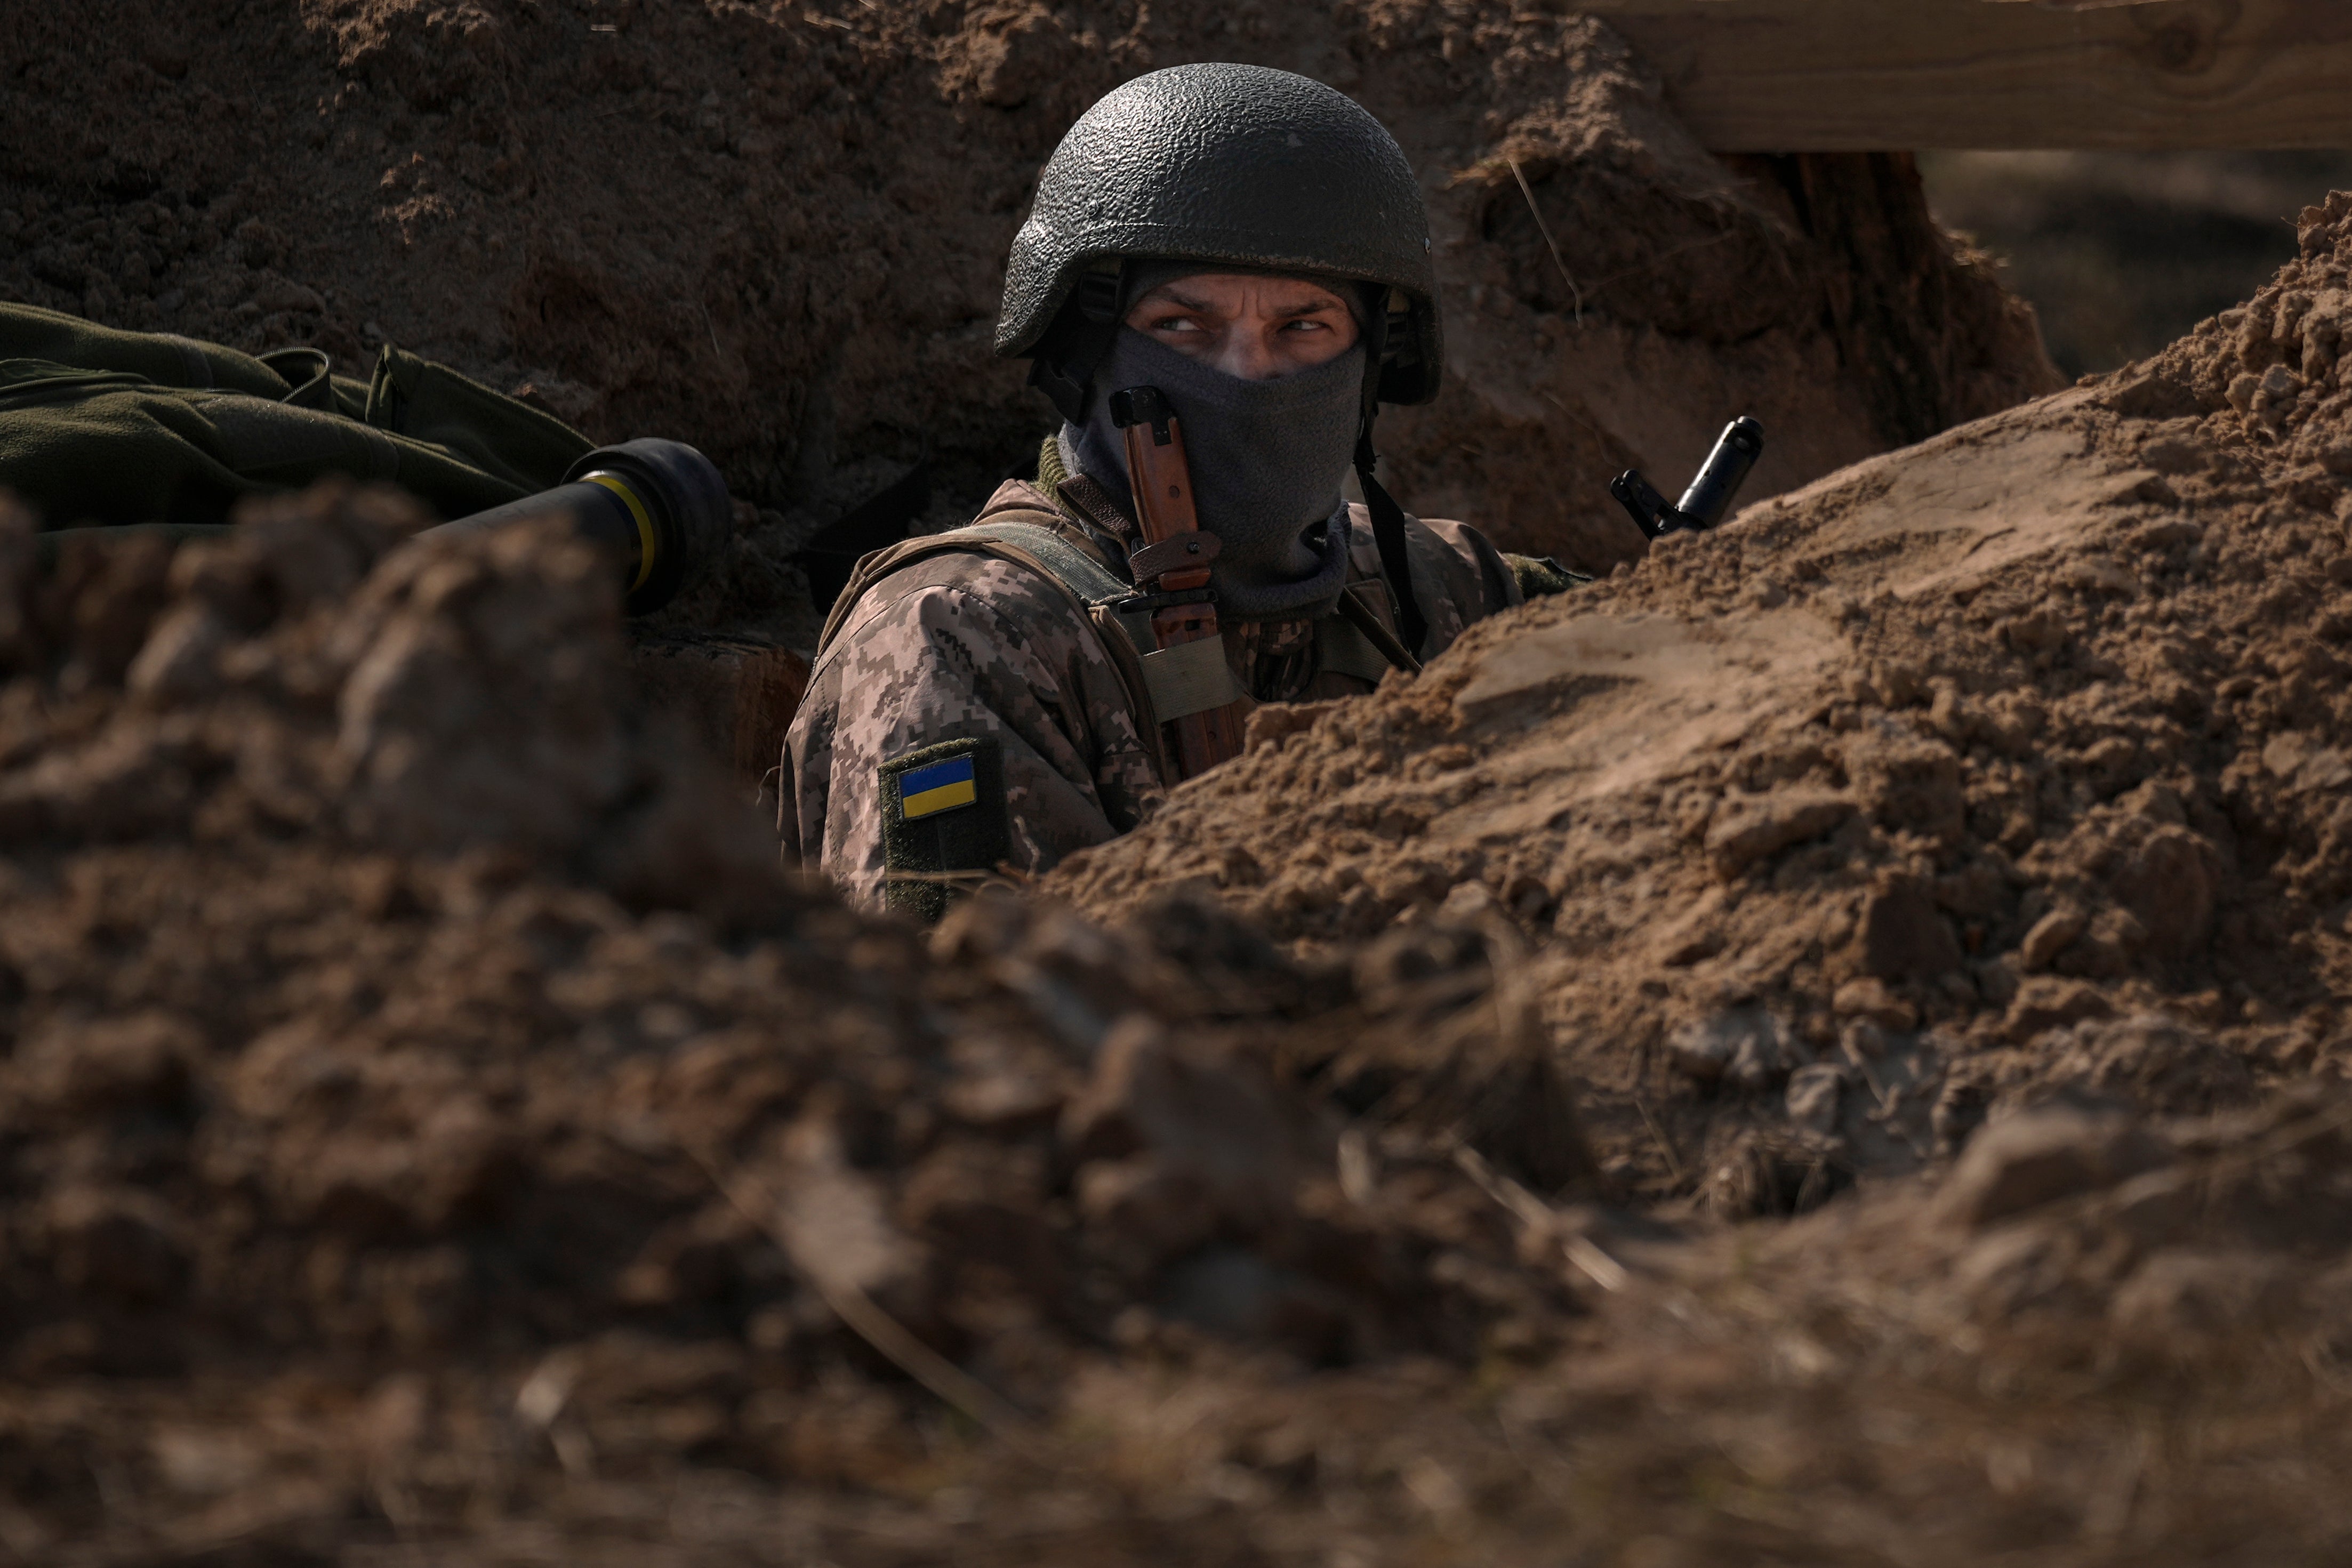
[{"x1": 583, "y1": 472, "x2": 657, "y2": 592}]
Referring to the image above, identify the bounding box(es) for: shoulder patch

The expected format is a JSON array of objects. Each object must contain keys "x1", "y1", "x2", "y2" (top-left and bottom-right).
[{"x1": 880, "y1": 737, "x2": 1009, "y2": 923}]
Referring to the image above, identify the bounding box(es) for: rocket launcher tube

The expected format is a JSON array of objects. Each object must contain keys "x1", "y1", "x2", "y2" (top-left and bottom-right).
[{"x1": 426, "y1": 437, "x2": 731, "y2": 616}]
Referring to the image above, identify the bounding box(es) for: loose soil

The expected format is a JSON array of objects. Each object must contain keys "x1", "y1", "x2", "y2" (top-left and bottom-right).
[
  {"x1": 0, "y1": 488, "x2": 1593, "y2": 1561},
  {"x1": 5, "y1": 3, "x2": 2351, "y2": 1563},
  {"x1": 1056, "y1": 190, "x2": 2352, "y2": 1213},
  {"x1": 1047, "y1": 192, "x2": 2352, "y2": 1560},
  {"x1": 2, "y1": 203, "x2": 2350, "y2": 1568}
]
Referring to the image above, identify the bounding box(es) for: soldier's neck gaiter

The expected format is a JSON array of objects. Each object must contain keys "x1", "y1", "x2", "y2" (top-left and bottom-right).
[{"x1": 1065, "y1": 326, "x2": 1363, "y2": 623}]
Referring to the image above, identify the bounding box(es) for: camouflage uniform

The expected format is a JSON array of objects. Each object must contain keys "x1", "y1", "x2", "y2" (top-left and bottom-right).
[
  {"x1": 785, "y1": 64, "x2": 1542, "y2": 916},
  {"x1": 781, "y1": 457, "x2": 1519, "y2": 914}
]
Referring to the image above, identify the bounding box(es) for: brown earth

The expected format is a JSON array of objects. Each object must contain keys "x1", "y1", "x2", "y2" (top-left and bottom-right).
[
  {"x1": 1054, "y1": 190, "x2": 2352, "y2": 1215},
  {"x1": 1, "y1": 208, "x2": 2349, "y2": 1568},
  {"x1": 9, "y1": 1, "x2": 2352, "y2": 1560},
  {"x1": 0, "y1": 487, "x2": 1599, "y2": 1560},
  {"x1": 4, "y1": 473, "x2": 2352, "y2": 1561},
  {"x1": 2, "y1": 0, "x2": 2053, "y2": 623},
  {"x1": 1038, "y1": 195, "x2": 2352, "y2": 1555}
]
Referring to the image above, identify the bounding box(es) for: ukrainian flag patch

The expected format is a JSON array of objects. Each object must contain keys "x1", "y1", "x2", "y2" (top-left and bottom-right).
[
  {"x1": 878, "y1": 737, "x2": 1008, "y2": 924},
  {"x1": 897, "y1": 754, "x2": 978, "y2": 819}
]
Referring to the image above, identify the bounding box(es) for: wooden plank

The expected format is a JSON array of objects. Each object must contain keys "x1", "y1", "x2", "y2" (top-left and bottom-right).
[{"x1": 1576, "y1": 0, "x2": 2352, "y2": 150}]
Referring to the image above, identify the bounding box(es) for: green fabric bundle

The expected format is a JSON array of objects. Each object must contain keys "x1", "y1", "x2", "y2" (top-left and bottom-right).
[{"x1": 0, "y1": 302, "x2": 593, "y2": 527}]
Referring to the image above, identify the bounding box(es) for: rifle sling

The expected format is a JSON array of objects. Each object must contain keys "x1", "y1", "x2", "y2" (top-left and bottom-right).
[
  {"x1": 1332, "y1": 581, "x2": 1422, "y2": 676},
  {"x1": 1355, "y1": 436, "x2": 1429, "y2": 659}
]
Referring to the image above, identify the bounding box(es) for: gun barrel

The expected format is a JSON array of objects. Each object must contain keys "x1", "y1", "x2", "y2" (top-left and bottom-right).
[{"x1": 1674, "y1": 416, "x2": 1765, "y2": 530}]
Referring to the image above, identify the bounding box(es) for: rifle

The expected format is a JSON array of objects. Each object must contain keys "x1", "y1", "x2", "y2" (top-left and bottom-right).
[
  {"x1": 1109, "y1": 385, "x2": 1247, "y2": 778},
  {"x1": 1609, "y1": 416, "x2": 1765, "y2": 541}
]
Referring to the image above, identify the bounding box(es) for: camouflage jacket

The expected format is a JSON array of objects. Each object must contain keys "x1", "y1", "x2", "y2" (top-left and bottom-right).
[{"x1": 780, "y1": 460, "x2": 1521, "y2": 916}]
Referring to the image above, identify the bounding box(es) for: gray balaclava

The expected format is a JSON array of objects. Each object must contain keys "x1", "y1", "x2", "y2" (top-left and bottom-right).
[
  {"x1": 1062, "y1": 263, "x2": 1369, "y2": 622},
  {"x1": 1008, "y1": 65, "x2": 1447, "y2": 650}
]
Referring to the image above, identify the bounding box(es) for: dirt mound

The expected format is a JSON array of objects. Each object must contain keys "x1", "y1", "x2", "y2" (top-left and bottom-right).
[
  {"x1": 5, "y1": 271, "x2": 2352, "y2": 1556},
  {"x1": 0, "y1": 490, "x2": 1596, "y2": 1554},
  {"x1": 2, "y1": 1, "x2": 2052, "y2": 599},
  {"x1": 14, "y1": 3, "x2": 2352, "y2": 1555},
  {"x1": 1495, "y1": 1087, "x2": 2352, "y2": 1563},
  {"x1": 1053, "y1": 190, "x2": 2352, "y2": 1217}
]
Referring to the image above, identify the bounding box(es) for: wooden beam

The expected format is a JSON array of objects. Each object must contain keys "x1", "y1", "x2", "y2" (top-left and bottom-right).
[{"x1": 1577, "y1": 0, "x2": 2352, "y2": 150}]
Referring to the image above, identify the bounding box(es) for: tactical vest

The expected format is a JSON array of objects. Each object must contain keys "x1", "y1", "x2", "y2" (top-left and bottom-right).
[{"x1": 816, "y1": 512, "x2": 1416, "y2": 786}]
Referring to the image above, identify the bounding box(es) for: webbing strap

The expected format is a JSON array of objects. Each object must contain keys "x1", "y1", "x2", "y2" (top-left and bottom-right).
[
  {"x1": 1354, "y1": 432, "x2": 1428, "y2": 658},
  {"x1": 951, "y1": 521, "x2": 1133, "y2": 603},
  {"x1": 815, "y1": 517, "x2": 1130, "y2": 658},
  {"x1": 1140, "y1": 637, "x2": 1244, "y2": 720},
  {"x1": 820, "y1": 512, "x2": 1418, "y2": 785},
  {"x1": 810, "y1": 516, "x2": 1176, "y2": 783},
  {"x1": 956, "y1": 524, "x2": 1252, "y2": 718}
]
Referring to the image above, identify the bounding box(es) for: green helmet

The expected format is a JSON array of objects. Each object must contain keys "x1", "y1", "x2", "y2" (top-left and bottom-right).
[{"x1": 998, "y1": 63, "x2": 1444, "y2": 413}]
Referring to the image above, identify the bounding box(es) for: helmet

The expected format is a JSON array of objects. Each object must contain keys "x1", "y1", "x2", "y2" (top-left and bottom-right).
[{"x1": 997, "y1": 63, "x2": 1443, "y2": 411}]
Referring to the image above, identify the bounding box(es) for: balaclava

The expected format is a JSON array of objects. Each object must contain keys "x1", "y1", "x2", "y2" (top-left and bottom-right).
[{"x1": 1062, "y1": 264, "x2": 1369, "y2": 623}]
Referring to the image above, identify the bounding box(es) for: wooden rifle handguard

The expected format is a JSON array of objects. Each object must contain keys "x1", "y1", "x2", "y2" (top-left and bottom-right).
[{"x1": 1110, "y1": 385, "x2": 1246, "y2": 778}]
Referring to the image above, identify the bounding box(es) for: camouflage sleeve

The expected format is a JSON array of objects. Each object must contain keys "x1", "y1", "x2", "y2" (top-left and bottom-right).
[
  {"x1": 1499, "y1": 552, "x2": 1592, "y2": 599},
  {"x1": 780, "y1": 553, "x2": 1165, "y2": 913},
  {"x1": 1341, "y1": 507, "x2": 1524, "y2": 661}
]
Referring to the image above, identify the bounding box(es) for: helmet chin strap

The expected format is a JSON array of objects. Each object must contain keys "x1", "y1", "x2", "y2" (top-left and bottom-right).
[
  {"x1": 1352, "y1": 288, "x2": 1430, "y2": 658},
  {"x1": 1353, "y1": 432, "x2": 1428, "y2": 661},
  {"x1": 1028, "y1": 263, "x2": 1125, "y2": 424}
]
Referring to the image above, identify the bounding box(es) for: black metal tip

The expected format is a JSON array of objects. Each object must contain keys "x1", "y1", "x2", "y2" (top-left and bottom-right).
[{"x1": 1108, "y1": 385, "x2": 1170, "y2": 430}]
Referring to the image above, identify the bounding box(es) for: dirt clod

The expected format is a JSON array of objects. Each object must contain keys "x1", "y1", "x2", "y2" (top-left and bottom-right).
[{"x1": 0, "y1": 481, "x2": 1593, "y2": 1556}]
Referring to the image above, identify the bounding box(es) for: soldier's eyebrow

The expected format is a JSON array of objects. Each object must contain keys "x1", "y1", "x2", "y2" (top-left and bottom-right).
[
  {"x1": 1136, "y1": 284, "x2": 1344, "y2": 317},
  {"x1": 1146, "y1": 287, "x2": 1215, "y2": 313}
]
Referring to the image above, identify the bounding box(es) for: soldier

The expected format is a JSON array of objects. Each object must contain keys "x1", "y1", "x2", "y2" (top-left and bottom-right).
[{"x1": 783, "y1": 62, "x2": 1574, "y2": 918}]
